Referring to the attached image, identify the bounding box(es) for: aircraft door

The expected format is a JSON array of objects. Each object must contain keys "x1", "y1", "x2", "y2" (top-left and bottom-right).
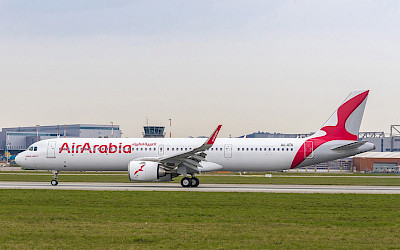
[
  {"x1": 304, "y1": 141, "x2": 314, "y2": 159},
  {"x1": 47, "y1": 141, "x2": 56, "y2": 158},
  {"x1": 158, "y1": 144, "x2": 164, "y2": 156},
  {"x1": 224, "y1": 144, "x2": 232, "y2": 158}
]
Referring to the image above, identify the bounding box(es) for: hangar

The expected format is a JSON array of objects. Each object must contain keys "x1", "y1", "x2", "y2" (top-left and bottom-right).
[{"x1": 353, "y1": 152, "x2": 400, "y2": 173}]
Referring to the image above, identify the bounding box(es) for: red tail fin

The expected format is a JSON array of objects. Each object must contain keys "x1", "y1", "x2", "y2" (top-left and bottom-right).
[{"x1": 291, "y1": 90, "x2": 369, "y2": 169}]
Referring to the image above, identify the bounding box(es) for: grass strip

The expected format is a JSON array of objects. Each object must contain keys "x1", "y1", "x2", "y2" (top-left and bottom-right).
[
  {"x1": 0, "y1": 190, "x2": 399, "y2": 249},
  {"x1": 0, "y1": 174, "x2": 400, "y2": 186}
]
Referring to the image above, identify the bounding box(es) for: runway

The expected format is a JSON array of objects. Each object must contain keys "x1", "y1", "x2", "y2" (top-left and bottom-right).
[{"x1": 0, "y1": 181, "x2": 400, "y2": 194}]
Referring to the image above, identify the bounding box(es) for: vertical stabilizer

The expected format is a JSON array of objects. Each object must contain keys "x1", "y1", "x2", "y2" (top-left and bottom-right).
[
  {"x1": 291, "y1": 90, "x2": 370, "y2": 169},
  {"x1": 312, "y1": 90, "x2": 369, "y2": 141}
]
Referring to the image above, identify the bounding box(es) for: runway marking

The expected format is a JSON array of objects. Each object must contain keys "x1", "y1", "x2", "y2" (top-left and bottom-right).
[{"x1": 0, "y1": 181, "x2": 399, "y2": 194}]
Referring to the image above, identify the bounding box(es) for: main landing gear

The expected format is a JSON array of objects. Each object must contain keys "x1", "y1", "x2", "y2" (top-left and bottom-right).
[
  {"x1": 51, "y1": 170, "x2": 59, "y2": 186},
  {"x1": 181, "y1": 176, "x2": 199, "y2": 188}
]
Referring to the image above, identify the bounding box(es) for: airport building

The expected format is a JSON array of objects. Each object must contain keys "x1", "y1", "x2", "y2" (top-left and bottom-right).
[
  {"x1": 353, "y1": 152, "x2": 400, "y2": 173},
  {"x1": 358, "y1": 125, "x2": 400, "y2": 152},
  {"x1": 241, "y1": 131, "x2": 313, "y2": 139},
  {"x1": 244, "y1": 125, "x2": 400, "y2": 153},
  {"x1": 0, "y1": 124, "x2": 121, "y2": 156}
]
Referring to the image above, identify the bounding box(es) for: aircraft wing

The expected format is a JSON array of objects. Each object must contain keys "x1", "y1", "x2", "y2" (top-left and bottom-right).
[{"x1": 134, "y1": 125, "x2": 222, "y2": 172}]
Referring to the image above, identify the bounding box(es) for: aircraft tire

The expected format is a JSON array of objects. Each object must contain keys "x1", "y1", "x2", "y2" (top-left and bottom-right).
[
  {"x1": 181, "y1": 177, "x2": 191, "y2": 188},
  {"x1": 191, "y1": 177, "x2": 199, "y2": 187},
  {"x1": 51, "y1": 180, "x2": 58, "y2": 186}
]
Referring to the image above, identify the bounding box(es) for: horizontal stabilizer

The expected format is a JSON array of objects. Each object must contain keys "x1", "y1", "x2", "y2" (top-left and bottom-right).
[{"x1": 331, "y1": 141, "x2": 367, "y2": 151}]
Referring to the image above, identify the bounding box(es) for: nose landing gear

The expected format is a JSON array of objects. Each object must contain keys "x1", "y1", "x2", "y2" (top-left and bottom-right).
[{"x1": 51, "y1": 170, "x2": 59, "y2": 186}]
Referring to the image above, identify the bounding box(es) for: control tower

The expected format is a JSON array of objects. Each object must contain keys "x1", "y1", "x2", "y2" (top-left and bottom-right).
[{"x1": 143, "y1": 126, "x2": 166, "y2": 138}]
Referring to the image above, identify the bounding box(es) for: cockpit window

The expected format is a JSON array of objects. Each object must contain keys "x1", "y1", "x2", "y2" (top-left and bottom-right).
[
  {"x1": 29, "y1": 147, "x2": 33, "y2": 151},
  {"x1": 34, "y1": 147, "x2": 38, "y2": 151}
]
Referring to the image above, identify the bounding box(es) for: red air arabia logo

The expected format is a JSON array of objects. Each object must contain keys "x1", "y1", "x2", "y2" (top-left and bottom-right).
[
  {"x1": 134, "y1": 163, "x2": 146, "y2": 176},
  {"x1": 291, "y1": 91, "x2": 368, "y2": 169}
]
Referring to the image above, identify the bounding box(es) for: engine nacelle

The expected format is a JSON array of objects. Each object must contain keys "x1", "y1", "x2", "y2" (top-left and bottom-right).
[{"x1": 128, "y1": 161, "x2": 166, "y2": 181}]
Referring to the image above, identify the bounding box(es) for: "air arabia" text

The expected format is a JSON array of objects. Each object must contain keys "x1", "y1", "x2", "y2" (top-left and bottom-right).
[{"x1": 59, "y1": 143, "x2": 156, "y2": 154}]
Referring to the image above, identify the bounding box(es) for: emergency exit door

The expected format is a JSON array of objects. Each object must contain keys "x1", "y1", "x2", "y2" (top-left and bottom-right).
[
  {"x1": 304, "y1": 141, "x2": 314, "y2": 159},
  {"x1": 224, "y1": 144, "x2": 232, "y2": 158},
  {"x1": 158, "y1": 144, "x2": 164, "y2": 156},
  {"x1": 47, "y1": 141, "x2": 56, "y2": 158}
]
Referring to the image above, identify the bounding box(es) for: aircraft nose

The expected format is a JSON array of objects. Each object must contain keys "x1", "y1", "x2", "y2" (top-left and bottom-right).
[{"x1": 15, "y1": 153, "x2": 23, "y2": 166}]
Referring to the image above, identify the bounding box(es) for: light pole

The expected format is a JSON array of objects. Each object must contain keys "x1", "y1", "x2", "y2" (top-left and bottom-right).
[
  {"x1": 36, "y1": 125, "x2": 40, "y2": 142},
  {"x1": 6, "y1": 130, "x2": 9, "y2": 165},
  {"x1": 110, "y1": 122, "x2": 114, "y2": 138},
  {"x1": 169, "y1": 119, "x2": 172, "y2": 138}
]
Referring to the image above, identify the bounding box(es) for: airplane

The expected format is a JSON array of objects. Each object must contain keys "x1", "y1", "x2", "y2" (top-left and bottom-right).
[{"x1": 15, "y1": 90, "x2": 375, "y2": 187}]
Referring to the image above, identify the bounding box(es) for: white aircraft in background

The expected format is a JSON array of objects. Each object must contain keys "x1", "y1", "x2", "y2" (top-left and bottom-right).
[{"x1": 16, "y1": 90, "x2": 375, "y2": 187}]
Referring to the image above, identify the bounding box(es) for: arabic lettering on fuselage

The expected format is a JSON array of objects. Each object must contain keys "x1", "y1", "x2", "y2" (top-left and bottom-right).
[{"x1": 59, "y1": 142, "x2": 157, "y2": 154}]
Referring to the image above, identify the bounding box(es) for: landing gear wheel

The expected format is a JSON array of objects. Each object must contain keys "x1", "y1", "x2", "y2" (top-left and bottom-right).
[
  {"x1": 181, "y1": 177, "x2": 191, "y2": 188},
  {"x1": 190, "y1": 177, "x2": 199, "y2": 187},
  {"x1": 51, "y1": 170, "x2": 59, "y2": 186}
]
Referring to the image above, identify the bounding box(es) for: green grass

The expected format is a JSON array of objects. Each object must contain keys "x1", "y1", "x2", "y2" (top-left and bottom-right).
[
  {"x1": 0, "y1": 172, "x2": 400, "y2": 186},
  {"x1": 0, "y1": 190, "x2": 399, "y2": 249},
  {"x1": 197, "y1": 175, "x2": 400, "y2": 186}
]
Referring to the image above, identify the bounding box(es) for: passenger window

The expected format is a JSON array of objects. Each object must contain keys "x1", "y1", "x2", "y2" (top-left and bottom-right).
[
  {"x1": 277, "y1": 148, "x2": 280, "y2": 151},
  {"x1": 242, "y1": 148, "x2": 244, "y2": 151},
  {"x1": 215, "y1": 148, "x2": 218, "y2": 151},
  {"x1": 255, "y1": 148, "x2": 257, "y2": 151}
]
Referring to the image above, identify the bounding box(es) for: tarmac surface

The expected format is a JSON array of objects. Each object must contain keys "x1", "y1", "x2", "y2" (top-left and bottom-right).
[{"x1": 0, "y1": 181, "x2": 400, "y2": 194}]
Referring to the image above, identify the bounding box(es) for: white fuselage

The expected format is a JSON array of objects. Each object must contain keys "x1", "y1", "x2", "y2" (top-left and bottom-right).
[{"x1": 16, "y1": 137, "x2": 374, "y2": 172}]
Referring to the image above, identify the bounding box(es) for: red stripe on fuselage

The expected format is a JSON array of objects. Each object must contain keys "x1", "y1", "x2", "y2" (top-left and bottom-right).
[{"x1": 291, "y1": 91, "x2": 369, "y2": 169}]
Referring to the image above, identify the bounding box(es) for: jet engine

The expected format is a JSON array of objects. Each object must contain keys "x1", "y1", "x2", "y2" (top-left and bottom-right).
[{"x1": 128, "y1": 161, "x2": 167, "y2": 181}]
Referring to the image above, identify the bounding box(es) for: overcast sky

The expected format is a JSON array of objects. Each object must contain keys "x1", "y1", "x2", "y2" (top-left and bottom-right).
[{"x1": 0, "y1": 0, "x2": 399, "y2": 137}]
